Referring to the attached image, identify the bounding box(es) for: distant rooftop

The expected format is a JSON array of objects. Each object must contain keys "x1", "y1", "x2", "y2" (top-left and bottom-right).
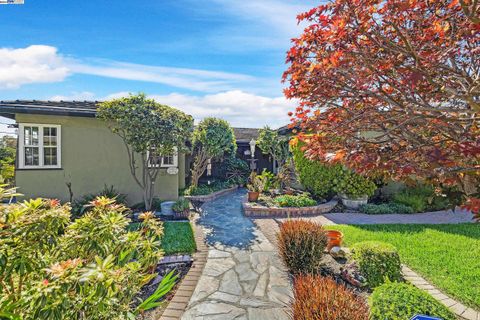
[{"x1": 233, "y1": 127, "x2": 260, "y2": 143}]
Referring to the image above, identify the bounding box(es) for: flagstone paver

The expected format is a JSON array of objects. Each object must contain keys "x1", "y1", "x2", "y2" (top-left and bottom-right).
[{"x1": 182, "y1": 229, "x2": 292, "y2": 320}]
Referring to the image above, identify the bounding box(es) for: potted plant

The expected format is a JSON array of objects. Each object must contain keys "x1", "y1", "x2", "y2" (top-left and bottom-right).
[
  {"x1": 172, "y1": 197, "x2": 191, "y2": 219},
  {"x1": 335, "y1": 170, "x2": 377, "y2": 209},
  {"x1": 247, "y1": 172, "x2": 265, "y2": 202},
  {"x1": 326, "y1": 230, "x2": 344, "y2": 251}
]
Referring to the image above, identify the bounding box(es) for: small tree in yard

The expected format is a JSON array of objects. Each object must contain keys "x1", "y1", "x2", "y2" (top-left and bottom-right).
[
  {"x1": 283, "y1": 1, "x2": 479, "y2": 207},
  {"x1": 190, "y1": 118, "x2": 236, "y2": 187},
  {"x1": 257, "y1": 126, "x2": 290, "y2": 170},
  {"x1": 98, "y1": 94, "x2": 193, "y2": 210}
]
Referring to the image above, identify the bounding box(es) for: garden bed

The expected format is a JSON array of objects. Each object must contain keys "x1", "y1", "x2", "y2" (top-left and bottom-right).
[
  {"x1": 184, "y1": 185, "x2": 238, "y2": 203},
  {"x1": 243, "y1": 198, "x2": 338, "y2": 217}
]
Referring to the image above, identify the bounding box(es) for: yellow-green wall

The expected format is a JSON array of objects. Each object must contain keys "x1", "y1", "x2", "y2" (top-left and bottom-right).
[{"x1": 15, "y1": 114, "x2": 182, "y2": 204}]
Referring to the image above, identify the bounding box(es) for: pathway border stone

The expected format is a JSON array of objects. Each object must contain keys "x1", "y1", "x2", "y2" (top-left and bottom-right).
[
  {"x1": 160, "y1": 220, "x2": 208, "y2": 320},
  {"x1": 402, "y1": 265, "x2": 479, "y2": 320},
  {"x1": 243, "y1": 199, "x2": 338, "y2": 217},
  {"x1": 184, "y1": 186, "x2": 239, "y2": 203}
]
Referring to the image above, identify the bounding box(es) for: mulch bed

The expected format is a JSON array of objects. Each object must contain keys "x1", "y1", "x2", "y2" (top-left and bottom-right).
[{"x1": 136, "y1": 258, "x2": 192, "y2": 320}]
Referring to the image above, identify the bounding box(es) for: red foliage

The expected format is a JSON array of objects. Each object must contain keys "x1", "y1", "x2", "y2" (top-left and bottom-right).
[
  {"x1": 283, "y1": 0, "x2": 479, "y2": 187},
  {"x1": 277, "y1": 220, "x2": 327, "y2": 275},
  {"x1": 463, "y1": 198, "x2": 480, "y2": 221},
  {"x1": 291, "y1": 274, "x2": 369, "y2": 320}
]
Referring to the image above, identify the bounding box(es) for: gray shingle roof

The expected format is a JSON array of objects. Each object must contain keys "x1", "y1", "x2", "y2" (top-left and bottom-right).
[
  {"x1": 0, "y1": 100, "x2": 99, "y2": 117},
  {"x1": 233, "y1": 127, "x2": 260, "y2": 143}
]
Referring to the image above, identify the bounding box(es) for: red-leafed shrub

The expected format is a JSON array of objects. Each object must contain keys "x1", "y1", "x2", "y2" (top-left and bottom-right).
[
  {"x1": 291, "y1": 274, "x2": 369, "y2": 320},
  {"x1": 277, "y1": 220, "x2": 327, "y2": 275}
]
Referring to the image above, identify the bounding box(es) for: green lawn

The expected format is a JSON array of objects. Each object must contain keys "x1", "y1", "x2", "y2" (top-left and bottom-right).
[
  {"x1": 325, "y1": 224, "x2": 480, "y2": 309},
  {"x1": 161, "y1": 221, "x2": 196, "y2": 255},
  {"x1": 128, "y1": 221, "x2": 196, "y2": 255}
]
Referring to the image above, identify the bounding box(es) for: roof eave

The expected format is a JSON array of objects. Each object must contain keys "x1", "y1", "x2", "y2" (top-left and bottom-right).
[{"x1": 0, "y1": 105, "x2": 96, "y2": 118}]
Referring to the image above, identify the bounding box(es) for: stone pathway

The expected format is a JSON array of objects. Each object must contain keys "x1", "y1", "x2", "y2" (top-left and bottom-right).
[{"x1": 182, "y1": 228, "x2": 292, "y2": 320}]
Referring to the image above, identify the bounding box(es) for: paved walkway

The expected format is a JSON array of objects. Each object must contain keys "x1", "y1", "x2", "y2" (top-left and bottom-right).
[{"x1": 182, "y1": 228, "x2": 292, "y2": 320}]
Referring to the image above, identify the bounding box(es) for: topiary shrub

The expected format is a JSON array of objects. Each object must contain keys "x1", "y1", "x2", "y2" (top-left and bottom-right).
[
  {"x1": 292, "y1": 147, "x2": 343, "y2": 199},
  {"x1": 274, "y1": 193, "x2": 317, "y2": 207},
  {"x1": 351, "y1": 241, "x2": 402, "y2": 288},
  {"x1": 277, "y1": 220, "x2": 327, "y2": 275},
  {"x1": 359, "y1": 203, "x2": 414, "y2": 214},
  {"x1": 292, "y1": 274, "x2": 369, "y2": 320},
  {"x1": 369, "y1": 282, "x2": 456, "y2": 320},
  {"x1": 292, "y1": 146, "x2": 377, "y2": 199},
  {"x1": 334, "y1": 168, "x2": 377, "y2": 199}
]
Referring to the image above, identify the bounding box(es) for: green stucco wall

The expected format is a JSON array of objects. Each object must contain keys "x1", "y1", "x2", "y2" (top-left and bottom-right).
[{"x1": 15, "y1": 114, "x2": 182, "y2": 205}]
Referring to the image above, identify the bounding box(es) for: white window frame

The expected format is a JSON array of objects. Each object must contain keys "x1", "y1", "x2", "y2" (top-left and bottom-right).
[
  {"x1": 18, "y1": 123, "x2": 61, "y2": 169},
  {"x1": 147, "y1": 147, "x2": 178, "y2": 168}
]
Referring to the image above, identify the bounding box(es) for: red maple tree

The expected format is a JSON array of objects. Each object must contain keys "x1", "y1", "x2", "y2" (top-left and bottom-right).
[{"x1": 283, "y1": 0, "x2": 479, "y2": 201}]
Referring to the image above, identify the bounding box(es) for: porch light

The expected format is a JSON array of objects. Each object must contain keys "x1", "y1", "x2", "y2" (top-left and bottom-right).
[{"x1": 249, "y1": 139, "x2": 256, "y2": 157}]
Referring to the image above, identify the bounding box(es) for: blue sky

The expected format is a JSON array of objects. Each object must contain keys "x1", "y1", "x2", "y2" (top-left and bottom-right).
[{"x1": 0, "y1": 0, "x2": 320, "y2": 133}]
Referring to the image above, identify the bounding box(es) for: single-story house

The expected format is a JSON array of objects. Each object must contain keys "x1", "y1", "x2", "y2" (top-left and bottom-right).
[{"x1": 0, "y1": 100, "x2": 277, "y2": 204}]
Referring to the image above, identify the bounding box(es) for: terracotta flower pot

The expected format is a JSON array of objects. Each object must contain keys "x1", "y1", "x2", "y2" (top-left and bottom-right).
[
  {"x1": 326, "y1": 230, "x2": 344, "y2": 251},
  {"x1": 248, "y1": 191, "x2": 260, "y2": 202}
]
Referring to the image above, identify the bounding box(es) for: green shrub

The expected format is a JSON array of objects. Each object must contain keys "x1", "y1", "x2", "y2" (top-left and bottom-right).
[
  {"x1": 184, "y1": 180, "x2": 236, "y2": 196},
  {"x1": 277, "y1": 220, "x2": 327, "y2": 275},
  {"x1": 292, "y1": 274, "x2": 369, "y2": 320},
  {"x1": 131, "y1": 197, "x2": 163, "y2": 211},
  {"x1": 224, "y1": 157, "x2": 250, "y2": 185},
  {"x1": 293, "y1": 147, "x2": 376, "y2": 199},
  {"x1": 71, "y1": 185, "x2": 127, "y2": 217},
  {"x1": 0, "y1": 196, "x2": 167, "y2": 319},
  {"x1": 351, "y1": 241, "x2": 402, "y2": 288},
  {"x1": 274, "y1": 193, "x2": 317, "y2": 207},
  {"x1": 172, "y1": 198, "x2": 190, "y2": 212},
  {"x1": 393, "y1": 192, "x2": 427, "y2": 212},
  {"x1": 359, "y1": 203, "x2": 414, "y2": 214},
  {"x1": 393, "y1": 184, "x2": 453, "y2": 212},
  {"x1": 370, "y1": 282, "x2": 456, "y2": 320},
  {"x1": 292, "y1": 147, "x2": 343, "y2": 199},
  {"x1": 334, "y1": 168, "x2": 377, "y2": 199},
  {"x1": 258, "y1": 169, "x2": 279, "y2": 192}
]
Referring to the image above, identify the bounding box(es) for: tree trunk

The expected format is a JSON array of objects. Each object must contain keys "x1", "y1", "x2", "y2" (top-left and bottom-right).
[{"x1": 191, "y1": 149, "x2": 209, "y2": 187}]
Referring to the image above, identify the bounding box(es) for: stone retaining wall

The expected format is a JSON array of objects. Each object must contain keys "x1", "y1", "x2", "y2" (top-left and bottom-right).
[
  {"x1": 243, "y1": 199, "x2": 338, "y2": 217},
  {"x1": 184, "y1": 186, "x2": 238, "y2": 203}
]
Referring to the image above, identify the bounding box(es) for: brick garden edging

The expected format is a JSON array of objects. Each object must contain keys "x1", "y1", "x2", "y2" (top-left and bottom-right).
[
  {"x1": 184, "y1": 186, "x2": 238, "y2": 203},
  {"x1": 243, "y1": 199, "x2": 338, "y2": 217},
  {"x1": 159, "y1": 220, "x2": 208, "y2": 320},
  {"x1": 402, "y1": 265, "x2": 480, "y2": 320}
]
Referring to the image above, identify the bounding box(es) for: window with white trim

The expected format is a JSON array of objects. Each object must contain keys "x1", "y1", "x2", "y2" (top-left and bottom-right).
[
  {"x1": 147, "y1": 147, "x2": 178, "y2": 168},
  {"x1": 19, "y1": 124, "x2": 61, "y2": 169}
]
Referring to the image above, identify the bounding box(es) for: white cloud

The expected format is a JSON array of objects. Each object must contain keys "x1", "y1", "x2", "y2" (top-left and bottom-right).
[
  {"x1": 86, "y1": 90, "x2": 295, "y2": 128},
  {"x1": 0, "y1": 45, "x2": 70, "y2": 89},
  {"x1": 211, "y1": 0, "x2": 317, "y2": 37},
  {"x1": 198, "y1": 0, "x2": 320, "y2": 51},
  {"x1": 0, "y1": 45, "x2": 257, "y2": 92},
  {"x1": 68, "y1": 60, "x2": 254, "y2": 92},
  {"x1": 50, "y1": 91, "x2": 96, "y2": 101}
]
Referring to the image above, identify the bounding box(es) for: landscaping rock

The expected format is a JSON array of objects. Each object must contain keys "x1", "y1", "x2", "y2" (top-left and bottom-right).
[{"x1": 330, "y1": 246, "x2": 350, "y2": 259}]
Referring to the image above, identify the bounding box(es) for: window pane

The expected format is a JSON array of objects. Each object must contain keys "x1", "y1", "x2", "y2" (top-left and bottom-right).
[
  {"x1": 43, "y1": 127, "x2": 57, "y2": 146},
  {"x1": 25, "y1": 147, "x2": 39, "y2": 166},
  {"x1": 24, "y1": 126, "x2": 39, "y2": 146},
  {"x1": 162, "y1": 155, "x2": 174, "y2": 166},
  {"x1": 44, "y1": 147, "x2": 58, "y2": 166}
]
